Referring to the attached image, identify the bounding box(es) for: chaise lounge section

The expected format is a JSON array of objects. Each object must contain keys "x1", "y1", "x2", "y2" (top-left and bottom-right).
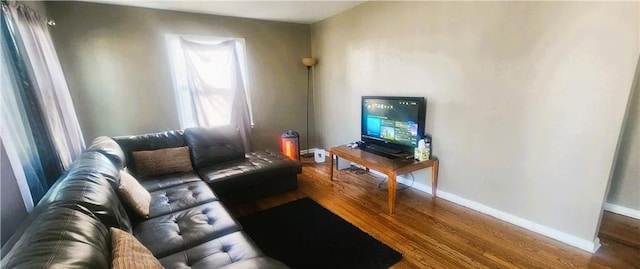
[
  {"x1": 1, "y1": 126, "x2": 301, "y2": 269},
  {"x1": 114, "y1": 127, "x2": 300, "y2": 204}
]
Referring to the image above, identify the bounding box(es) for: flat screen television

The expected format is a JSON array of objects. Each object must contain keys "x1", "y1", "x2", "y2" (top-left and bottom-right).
[{"x1": 361, "y1": 96, "x2": 426, "y2": 155}]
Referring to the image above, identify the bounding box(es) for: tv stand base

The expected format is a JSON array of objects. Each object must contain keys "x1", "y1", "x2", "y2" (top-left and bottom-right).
[{"x1": 329, "y1": 145, "x2": 439, "y2": 214}]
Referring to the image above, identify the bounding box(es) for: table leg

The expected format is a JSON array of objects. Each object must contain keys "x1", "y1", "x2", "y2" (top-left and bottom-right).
[
  {"x1": 388, "y1": 173, "x2": 397, "y2": 214},
  {"x1": 432, "y1": 160, "x2": 439, "y2": 198},
  {"x1": 329, "y1": 153, "x2": 335, "y2": 181}
]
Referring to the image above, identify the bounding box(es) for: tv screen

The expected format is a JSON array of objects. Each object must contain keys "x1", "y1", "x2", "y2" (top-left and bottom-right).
[{"x1": 361, "y1": 96, "x2": 426, "y2": 151}]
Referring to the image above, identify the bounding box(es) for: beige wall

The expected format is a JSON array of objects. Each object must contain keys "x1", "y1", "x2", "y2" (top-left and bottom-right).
[
  {"x1": 44, "y1": 1, "x2": 311, "y2": 150},
  {"x1": 311, "y1": 1, "x2": 639, "y2": 243},
  {"x1": 608, "y1": 58, "x2": 640, "y2": 211}
]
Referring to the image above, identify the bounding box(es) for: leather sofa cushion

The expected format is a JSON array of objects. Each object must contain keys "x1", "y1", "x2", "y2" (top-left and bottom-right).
[
  {"x1": 139, "y1": 171, "x2": 202, "y2": 192},
  {"x1": 159, "y1": 231, "x2": 263, "y2": 269},
  {"x1": 1, "y1": 151, "x2": 130, "y2": 253},
  {"x1": 132, "y1": 146, "x2": 193, "y2": 177},
  {"x1": 118, "y1": 170, "x2": 151, "y2": 218},
  {"x1": 111, "y1": 228, "x2": 163, "y2": 269},
  {"x1": 114, "y1": 130, "x2": 187, "y2": 174},
  {"x1": 66, "y1": 150, "x2": 121, "y2": 190},
  {"x1": 199, "y1": 150, "x2": 302, "y2": 194},
  {"x1": 43, "y1": 151, "x2": 132, "y2": 232},
  {"x1": 134, "y1": 201, "x2": 241, "y2": 258},
  {"x1": 48, "y1": 171, "x2": 133, "y2": 232},
  {"x1": 88, "y1": 136, "x2": 127, "y2": 170},
  {"x1": 0, "y1": 207, "x2": 111, "y2": 269},
  {"x1": 185, "y1": 126, "x2": 245, "y2": 168},
  {"x1": 149, "y1": 181, "x2": 218, "y2": 218},
  {"x1": 218, "y1": 257, "x2": 291, "y2": 269}
]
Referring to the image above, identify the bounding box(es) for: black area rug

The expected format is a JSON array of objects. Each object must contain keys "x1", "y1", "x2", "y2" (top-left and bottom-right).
[{"x1": 238, "y1": 197, "x2": 402, "y2": 269}]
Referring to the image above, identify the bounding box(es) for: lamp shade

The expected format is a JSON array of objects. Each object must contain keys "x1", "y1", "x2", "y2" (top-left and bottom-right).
[{"x1": 302, "y1": 57, "x2": 317, "y2": 67}]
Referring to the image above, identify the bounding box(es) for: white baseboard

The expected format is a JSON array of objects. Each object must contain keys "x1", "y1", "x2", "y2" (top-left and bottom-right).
[
  {"x1": 337, "y1": 160, "x2": 601, "y2": 253},
  {"x1": 436, "y1": 190, "x2": 601, "y2": 253},
  {"x1": 604, "y1": 203, "x2": 640, "y2": 219},
  {"x1": 361, "y1": 166, "x2": 433, "y2": 194},
  {"x1": 300, "y1": 148, "x2": 320, "y2": 155}
]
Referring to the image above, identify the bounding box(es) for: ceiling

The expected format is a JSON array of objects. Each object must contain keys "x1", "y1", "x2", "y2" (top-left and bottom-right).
[{"x1": 80, "y1": 1, "x2": 364, "y2": 24}]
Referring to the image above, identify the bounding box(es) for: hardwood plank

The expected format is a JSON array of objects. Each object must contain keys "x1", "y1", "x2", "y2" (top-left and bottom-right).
[
  {"x1": 231, "y1": 161, "x2": 640, "y2": 268},
  {"x1": 599, "y1": 211, "x2": 640, "y2": 249}
]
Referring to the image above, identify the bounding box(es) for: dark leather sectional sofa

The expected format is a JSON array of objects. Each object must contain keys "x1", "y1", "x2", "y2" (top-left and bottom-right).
[{"x1": 1, "y1": 126, "x2": 301, "y2": 269}]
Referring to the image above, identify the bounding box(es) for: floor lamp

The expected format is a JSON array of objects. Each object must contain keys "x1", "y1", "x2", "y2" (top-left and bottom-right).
[{"x1": 302, "y1": 57, "x2": 317, "y2": 158}]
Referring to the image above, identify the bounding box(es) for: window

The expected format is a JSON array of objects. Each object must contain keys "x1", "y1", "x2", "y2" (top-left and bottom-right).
[{"x1": 166, "y1": 35, "x2": 254, "y2": 128}]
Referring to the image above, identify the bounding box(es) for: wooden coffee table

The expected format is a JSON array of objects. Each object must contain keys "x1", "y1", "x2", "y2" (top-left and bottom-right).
[{"x1": 329, "y1": 145, "x2": 439, "y2": 214}]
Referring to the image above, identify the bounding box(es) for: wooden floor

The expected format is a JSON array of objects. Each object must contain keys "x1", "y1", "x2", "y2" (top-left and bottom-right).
[{"x1": 232, "y1": 161, "x2": 640, "y2": 269}]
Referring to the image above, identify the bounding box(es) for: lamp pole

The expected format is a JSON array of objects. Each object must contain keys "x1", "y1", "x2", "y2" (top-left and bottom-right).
[
  {"x1": 303, "y1": 65, "x2": 312, "y2": 157},
  {"x1": 301, "y1": 57, "x2": 317, "y2": 158}
]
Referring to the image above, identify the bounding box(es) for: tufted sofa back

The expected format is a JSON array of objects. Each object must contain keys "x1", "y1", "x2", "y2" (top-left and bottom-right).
[
  {"x1": 113, "y1": 130, "x2": 187, "y2": 174},
  {"x1": 185, "y1": 126, "x2": 246, "y2": 169},
  {"x1": 113, "y1": 128, "x2": 248, "y2": 174}
]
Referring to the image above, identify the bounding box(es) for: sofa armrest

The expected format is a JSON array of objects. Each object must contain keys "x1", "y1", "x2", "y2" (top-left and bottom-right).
[{"x1": 88, "y1": 136, "x2": 127, "y2": 169}]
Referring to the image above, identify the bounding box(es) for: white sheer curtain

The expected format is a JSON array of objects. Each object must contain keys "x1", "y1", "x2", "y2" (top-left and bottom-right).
[
  {"x1": 173, "y1": 37, "x2": 253, "y2": 151},
  {"x1": 1, "y1": 38, "x2": 37, "y2": 211},
  {"x1": 7, "y1": 1, "x2": 85, "y2": 168}
]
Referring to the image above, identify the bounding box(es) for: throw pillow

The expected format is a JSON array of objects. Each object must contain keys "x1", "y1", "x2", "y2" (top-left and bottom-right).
[
  {"x1": 110, "y1": 227, "x2": 163, "y2": 269},
  {"x1": 131, "y1": 146, "x2": 193, "y2": 177},
  {"x1": 118, "y1": 170, "x2": 151, "y2": 218}
]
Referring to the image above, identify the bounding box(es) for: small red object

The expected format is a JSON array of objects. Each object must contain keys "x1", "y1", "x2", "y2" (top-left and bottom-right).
[{"x1": 281, "y1": 130, "x2": 300, "y2": 160}]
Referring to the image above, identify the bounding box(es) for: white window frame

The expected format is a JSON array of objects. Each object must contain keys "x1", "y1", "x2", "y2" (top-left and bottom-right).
[{"x1": 165, "y1": 34, "x2": 255, "y2": 129}]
